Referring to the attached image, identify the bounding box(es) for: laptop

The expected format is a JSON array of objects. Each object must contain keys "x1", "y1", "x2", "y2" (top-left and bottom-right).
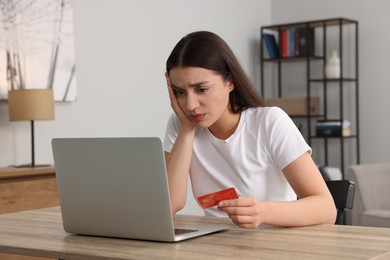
[{"x1": 51, "y1": 137, "x2": 228, "y2": 242}]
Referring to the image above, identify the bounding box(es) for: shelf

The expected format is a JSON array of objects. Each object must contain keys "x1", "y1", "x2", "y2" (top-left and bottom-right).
[
  {"x1": 310, "y1": 78, "x2": 357, "y2": 82},
  {"x1": 290, "y1": 114, "x2": 325, "y2": 119},
  {"x1": 260, "y1": 17, "x2": 360, "y2": 176},
  {"x1": 263, "y1": 56, "x2": 324, "y2": 62},
  {"x1": 262, "y1": 17, "x2": 358, "y2": 31},
  {"x1": 310, "y1": 135, "x2": 358, "y2": 139}
]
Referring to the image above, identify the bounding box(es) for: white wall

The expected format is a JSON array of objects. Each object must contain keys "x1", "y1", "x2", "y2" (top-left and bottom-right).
[
  {"x1": 270, "y1": 0, "x2": 390, "y2": 164},
  {"x1": 0, "y1": 0, "x2": 271, "y2": 215}
]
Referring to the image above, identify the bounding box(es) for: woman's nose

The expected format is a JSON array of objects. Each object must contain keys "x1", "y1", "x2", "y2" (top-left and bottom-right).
[{"x1": 185, "y1": 94, "x2": 200, "y2": 112}]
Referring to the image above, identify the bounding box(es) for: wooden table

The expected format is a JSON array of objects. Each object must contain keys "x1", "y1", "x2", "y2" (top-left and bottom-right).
[{"x1": 1, "y1": 207, "x2": 390, "y2": 260}]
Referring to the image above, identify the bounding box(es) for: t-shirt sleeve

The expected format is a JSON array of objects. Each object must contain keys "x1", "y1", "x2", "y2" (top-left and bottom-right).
[
  {"x1": 163, "y1": 113, "x2": 180, "y2": 153},
  {"x1": 264, "y1": 107, "x2": 311, "y2": 170}
]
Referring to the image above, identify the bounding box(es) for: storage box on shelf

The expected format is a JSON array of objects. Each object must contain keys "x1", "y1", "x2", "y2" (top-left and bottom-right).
[{"x1": 265, "y1": 96, "x2": 320, "y2": 116}]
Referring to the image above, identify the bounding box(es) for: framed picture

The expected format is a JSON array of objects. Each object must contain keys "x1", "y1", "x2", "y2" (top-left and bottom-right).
[{"x1": 0, "y1": 0, "x2": 77, "y2": 102}]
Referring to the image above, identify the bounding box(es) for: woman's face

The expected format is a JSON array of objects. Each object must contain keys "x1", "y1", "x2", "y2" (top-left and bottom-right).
[{"x1": 169, "y1": 66, "x2": 234, "y2": 129}]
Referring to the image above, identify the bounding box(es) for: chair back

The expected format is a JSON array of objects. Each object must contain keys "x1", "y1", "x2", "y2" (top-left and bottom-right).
[{"x1": 326, "y1": 180, "x2": 355, "y2": 225}]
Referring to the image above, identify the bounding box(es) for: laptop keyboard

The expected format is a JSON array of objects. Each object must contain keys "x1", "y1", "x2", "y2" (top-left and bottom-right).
[{"x1": 174, "y1": 228, "x2": 198, "y2": 235}]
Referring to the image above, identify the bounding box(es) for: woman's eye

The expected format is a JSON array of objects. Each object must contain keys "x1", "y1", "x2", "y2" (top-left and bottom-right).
[
  {"x1": 174, "y1": 89, "x2": 185, "y2": 97},
  {"x1": 197, "y1": 88, "x2": 208, "y2": 94}
]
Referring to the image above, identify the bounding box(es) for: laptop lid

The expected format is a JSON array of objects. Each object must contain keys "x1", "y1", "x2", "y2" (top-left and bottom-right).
[{"x1": 52, "y1": 137, "x2": 227, "y2": 242}]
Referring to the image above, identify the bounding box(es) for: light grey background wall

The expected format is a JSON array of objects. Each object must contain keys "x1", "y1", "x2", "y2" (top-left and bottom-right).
[{"x1": 0, "y1": 0, "x2": 389, "y2": 215}]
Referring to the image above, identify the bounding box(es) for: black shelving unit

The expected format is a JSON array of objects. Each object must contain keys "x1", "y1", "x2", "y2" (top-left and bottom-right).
[{"x1": 260, "y1": 18, "x2": 360, "y2": 177}]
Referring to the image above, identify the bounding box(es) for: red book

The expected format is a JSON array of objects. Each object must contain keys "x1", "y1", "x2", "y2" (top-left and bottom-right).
[{"x1": 280, "y1": 30, "x2": 288, "y2": 58}]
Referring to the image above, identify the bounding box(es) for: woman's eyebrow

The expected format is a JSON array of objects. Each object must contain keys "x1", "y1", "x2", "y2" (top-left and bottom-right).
[
  {"x1": 189, "y1": 80, "x2": 210, "y2": 87},
  {"x1": 172, "y1": 81, "x2": 210, "y2": 89}
]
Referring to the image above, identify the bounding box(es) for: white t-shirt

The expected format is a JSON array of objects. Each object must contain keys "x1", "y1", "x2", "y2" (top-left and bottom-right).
[{"x1": 163, "y1": 107, "x2": 311, "y2": 216}]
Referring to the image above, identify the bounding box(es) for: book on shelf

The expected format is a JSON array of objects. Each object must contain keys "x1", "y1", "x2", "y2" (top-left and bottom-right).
[
  {"x1": 289, "y1": 27, "x2": 296, "y2": 57},
  {"x1": 262, "y1": 33, "x2": 279, "y2": 59},
  {"x1": 262, "y1": 26, "x2": 315, "y2": 59},
  {"x1": 280, "y1": 29, "x2": 288, "y2": 58},
  {"x1": 294, "y1": 28, "x2": 300, "y2": 56},
  {"x1": 298, "y1": 27, "x2": 315, "y2": 56}
]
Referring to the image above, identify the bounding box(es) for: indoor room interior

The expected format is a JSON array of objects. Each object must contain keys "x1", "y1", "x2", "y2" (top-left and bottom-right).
[{"x1": 0, "y1": 0, "x2": 389, "y2": 259}]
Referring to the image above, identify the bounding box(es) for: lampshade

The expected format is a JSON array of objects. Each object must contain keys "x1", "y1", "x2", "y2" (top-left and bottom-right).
[{"x1": 8, "y1": 89, "x2": 55, "y2": 121}]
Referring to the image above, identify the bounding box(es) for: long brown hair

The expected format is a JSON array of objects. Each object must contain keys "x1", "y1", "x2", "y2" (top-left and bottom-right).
[{"x1": 166, "y1": 31, "x2": 263, "y2": 113}]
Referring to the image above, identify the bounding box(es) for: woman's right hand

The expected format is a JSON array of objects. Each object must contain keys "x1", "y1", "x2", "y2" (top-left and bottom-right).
[
  {"x1": 164, "y1": 73, "x2": 196, "y2": 214},
  {"x1": 165, "y1": 73, "x2": 196, "y2": 129}
]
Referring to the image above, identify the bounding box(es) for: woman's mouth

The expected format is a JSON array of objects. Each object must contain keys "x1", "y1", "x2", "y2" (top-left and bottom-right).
[{"x1": 191, "y1": 114, "x2": 205, "y2": 122}]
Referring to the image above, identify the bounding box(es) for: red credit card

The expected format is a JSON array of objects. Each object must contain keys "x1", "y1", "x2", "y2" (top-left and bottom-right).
[{"x1": 197, "y1": 187, "x2": 238, "y2": 209}]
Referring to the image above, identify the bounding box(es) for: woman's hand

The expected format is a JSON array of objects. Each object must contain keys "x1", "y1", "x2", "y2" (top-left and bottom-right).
[
  {"x1": 164, "y1": 73, "x2": 197, "y2": 214},
  {"x1": 217, "y1": 197, "x2": 264, "y2": 229},
  {"x1": 165, "y1": 73, "x2": 195, "y2": 129}
]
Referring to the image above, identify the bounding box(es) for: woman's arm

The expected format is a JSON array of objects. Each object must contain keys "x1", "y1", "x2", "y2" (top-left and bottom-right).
[
  {"x1": 218, "y1": 152, "x2": 337, "y2": 228},
  {"x1": 164, "y1": 74, "x2": 196, "y2": 215},
  {"x1": 164, "y1": 127, "x2": 195, "y2": 214}
]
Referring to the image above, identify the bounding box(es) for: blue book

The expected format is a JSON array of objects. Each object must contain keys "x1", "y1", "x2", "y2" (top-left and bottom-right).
[
  {"x1": 262, "y1": 33, "x2": 279, "y2": 59},
  {"x1": 289, "y1": 28, "x2": 296, "y2": 57}
]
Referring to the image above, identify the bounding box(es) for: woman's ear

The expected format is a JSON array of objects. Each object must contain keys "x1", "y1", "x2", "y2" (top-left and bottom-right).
[{"x1": 226, "y1": 76, "x2": 235, "y2": 92}]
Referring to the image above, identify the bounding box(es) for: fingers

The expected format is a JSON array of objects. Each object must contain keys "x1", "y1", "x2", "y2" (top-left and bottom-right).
[
  {"x1": 230, "y1": 216, "x2": 259, "y2": 229},
  {"x1": 218, "y1": 197, "x2": 262, "y2": 229},
  {"x1": 164, "y1": 73, "x2": 197, "y2": 132},
  {"x1": 165, "y1": 73, "x2": 182, "y2": 114},
  {"x1": 218, "y1": 198, "x2": 259, "y2": 216},
  {"x1": 165, "y1": 72, "x2": 171, "y2": 84},
  {"x1": 218, "y1": 197, "x2": 257, "y2": 208},
  {"x1": 165, "y1": 74, "x2": 176, "y2": 102},
  {"x1": 164, "y1": 73, "x2": 195, "y2": 129},
  {"x1": 165, "y1": 73, "x2": 173, "y2": 91}
]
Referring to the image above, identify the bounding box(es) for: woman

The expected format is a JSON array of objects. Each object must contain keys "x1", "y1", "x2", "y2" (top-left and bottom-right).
[{"x1": 164, "y1": 31, "x2": 336, "y2": 228}]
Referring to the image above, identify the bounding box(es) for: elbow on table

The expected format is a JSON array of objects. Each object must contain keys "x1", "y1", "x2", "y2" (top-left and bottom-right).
[
  {"x1": 171, "y1": 200, "x2": 186, "y2": 216},
  {"x1": 324, "y1": 199, "x2": 338, "y2": 224},
  {"x1": 331, "y1": 204, "x2": 338, "y2": 224},
  {"x1": 311, "y1": 195, "x2": 338, "y2": 225}
]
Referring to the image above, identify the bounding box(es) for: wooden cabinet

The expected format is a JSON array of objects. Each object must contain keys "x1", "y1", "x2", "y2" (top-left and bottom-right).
[
  {"x1": 0, "y1": 166, "x2": 59, "y2": 214},
  {"x1": 0, "y1": 166, "x2": 59, "y2": 260}
]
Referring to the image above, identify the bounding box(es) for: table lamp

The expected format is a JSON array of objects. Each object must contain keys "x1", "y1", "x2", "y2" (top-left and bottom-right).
[{"x1": 8, "y1": 89, "x2": 55, "y2": 167}]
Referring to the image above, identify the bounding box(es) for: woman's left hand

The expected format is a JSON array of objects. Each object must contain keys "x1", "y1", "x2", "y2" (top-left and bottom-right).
[{"x1": 217, "y1": 197, "x2": 264, "y2": 229}]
